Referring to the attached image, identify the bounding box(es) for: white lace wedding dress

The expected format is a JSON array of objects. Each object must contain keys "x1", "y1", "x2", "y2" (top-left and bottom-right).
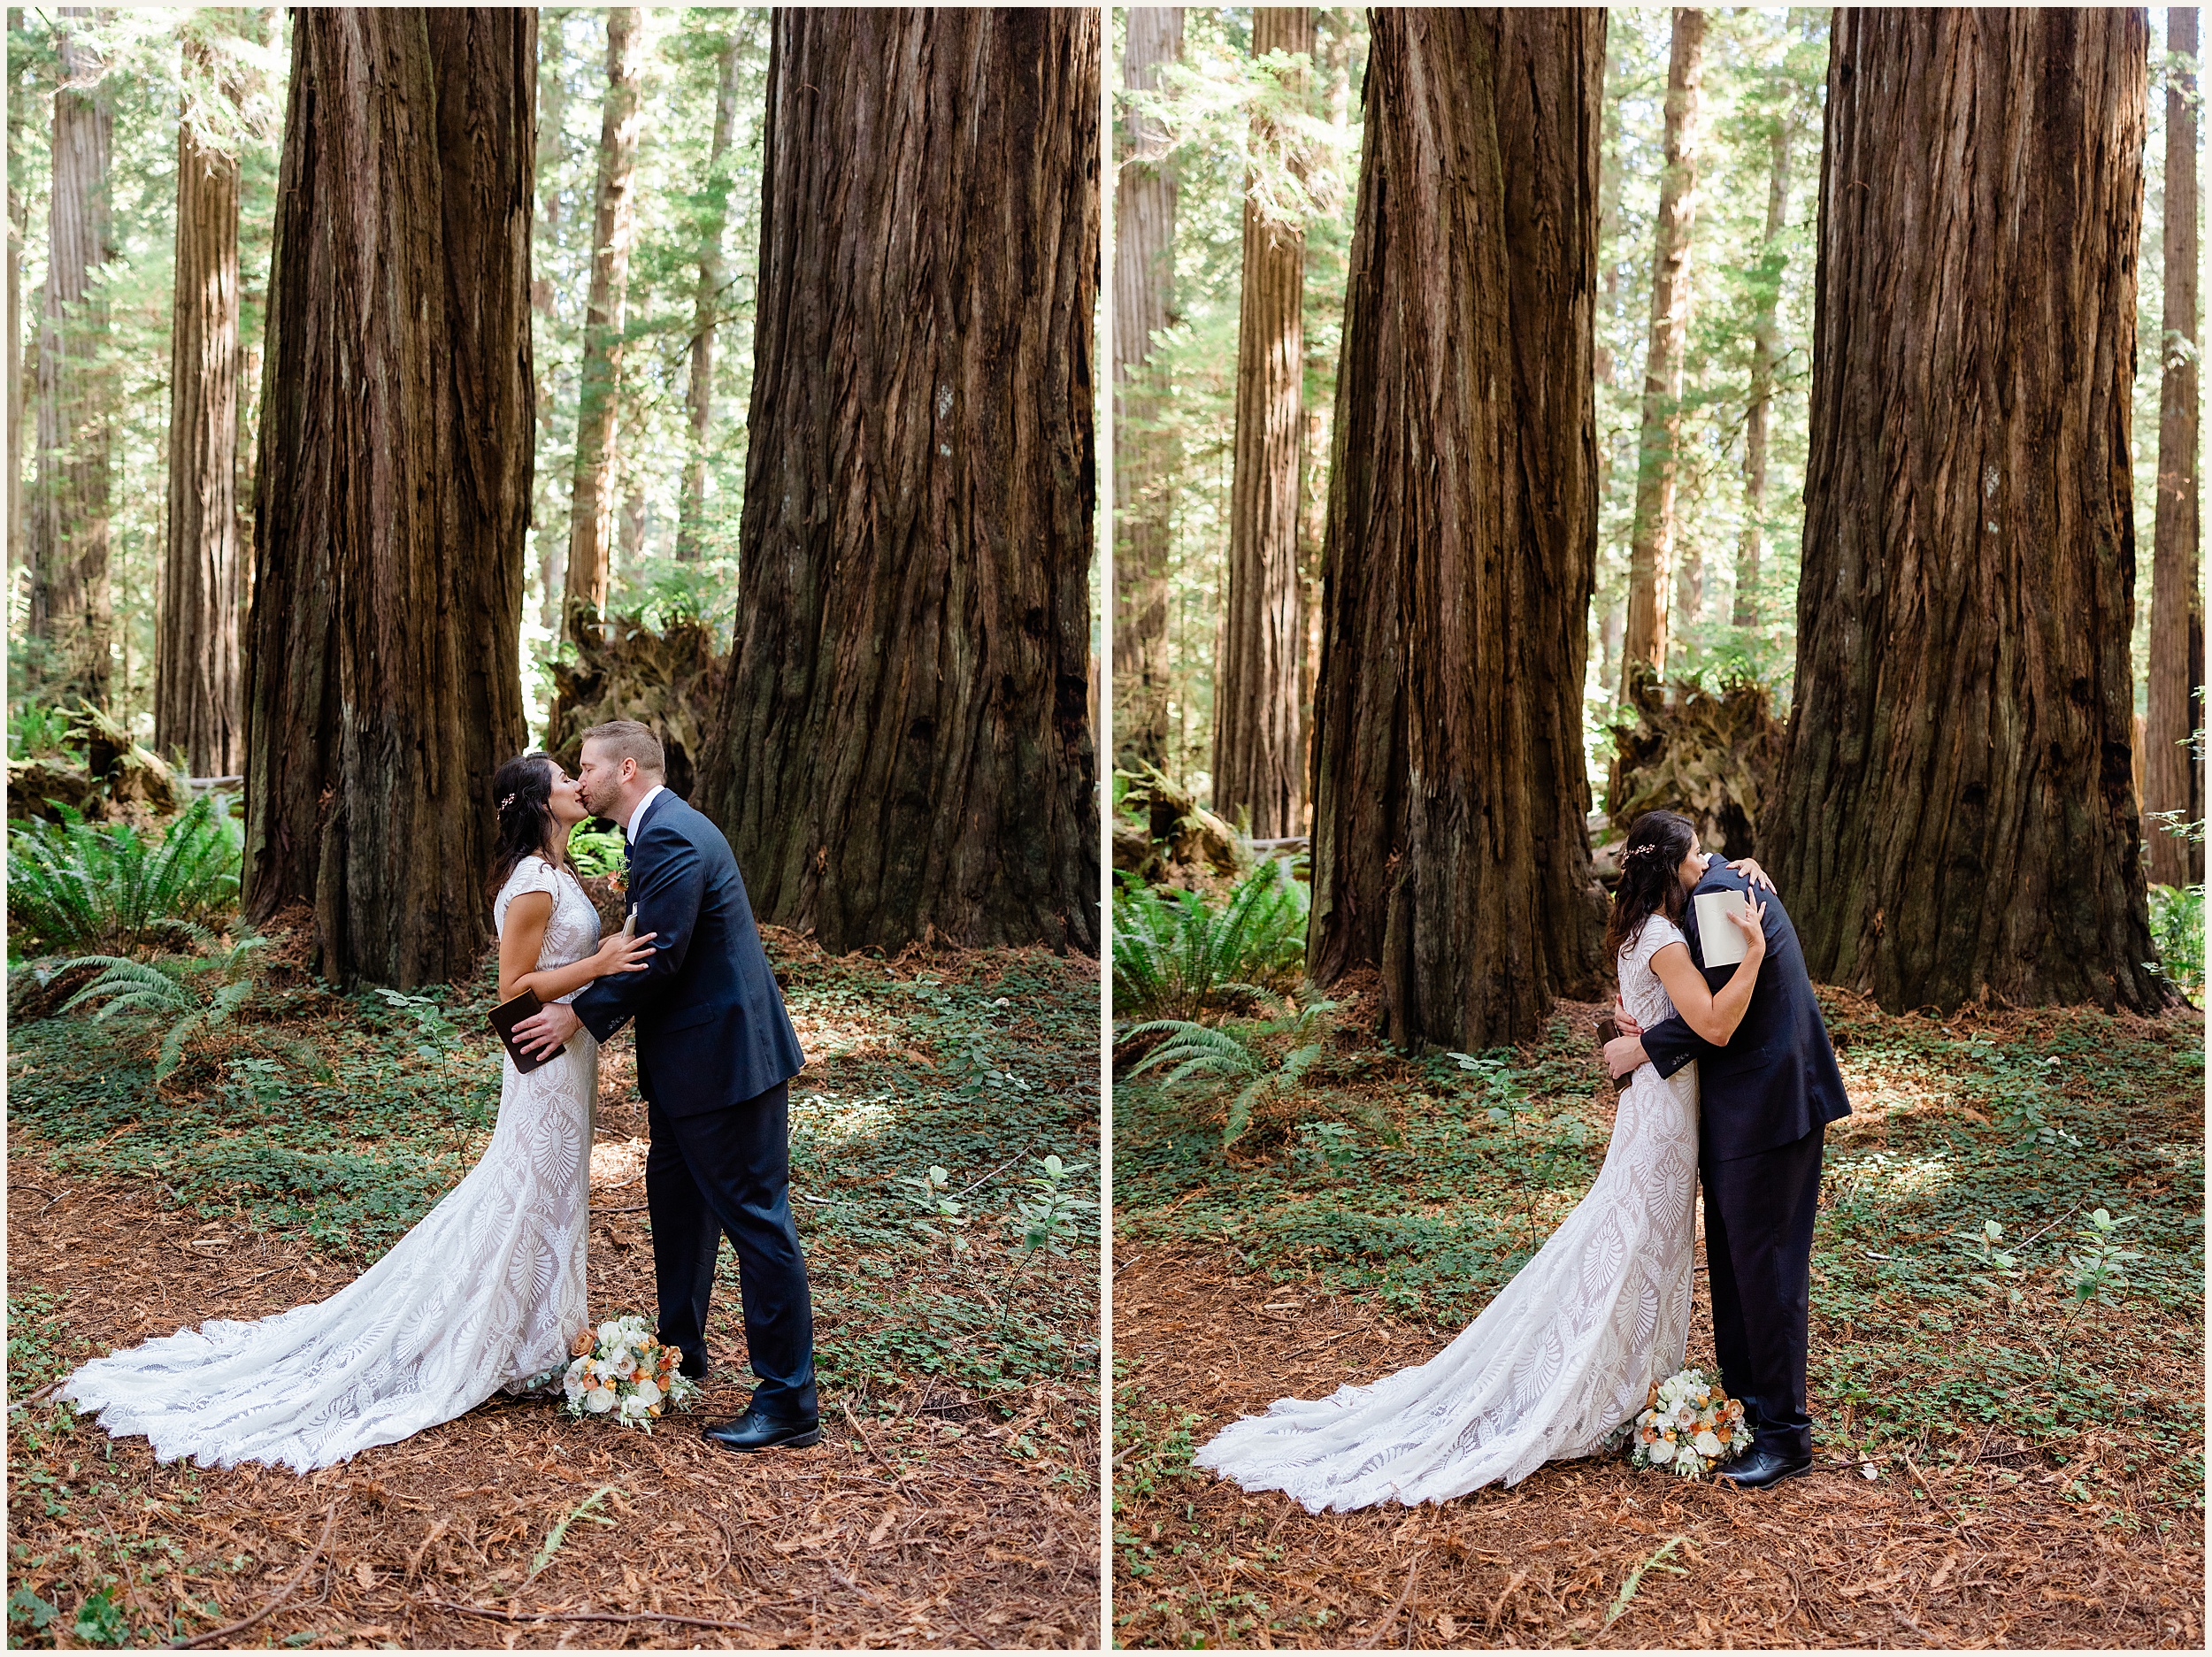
[
  {"x1": 61, "y1": 856, "x2": 601, "y2": 1471},
  {"x1": 1194, "y1": 916, "x2": 1701, "y2": 1512}
]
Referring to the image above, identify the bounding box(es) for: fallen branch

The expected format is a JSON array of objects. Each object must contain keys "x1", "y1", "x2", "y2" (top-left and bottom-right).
[
  {"x1": 168, "y1": 1498, "x2": 341, "y2": 1649},
  {"x1": 427, "y1": 1599, "x2": 751, "y2": 1634},
  {"x1": 1356, "y1": 1553, "x2": 1421, "y2": 1649}
]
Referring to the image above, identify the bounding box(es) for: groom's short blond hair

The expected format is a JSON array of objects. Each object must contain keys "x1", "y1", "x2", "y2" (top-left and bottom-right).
[{"x1": 580, "y1": 719, "x2": 665, "y2": 779}]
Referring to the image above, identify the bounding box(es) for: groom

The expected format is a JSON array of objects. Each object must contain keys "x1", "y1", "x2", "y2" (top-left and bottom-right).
[
  {"x1": 1603, "y1": 848, "x2": 1850, "y2": 1489},
  {"x1": 515, "y1": 719, "x2": 819, "y2": 1453}
]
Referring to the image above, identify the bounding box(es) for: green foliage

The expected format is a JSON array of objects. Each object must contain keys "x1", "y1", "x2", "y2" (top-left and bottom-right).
[
  {"x1": 1111, "y1": 857, "x2": 1310, "y2": 1020},
  {"x1": 1124, "y1": 999, "x2": 1334, "y2": 1148},
  {"x1": 7, "y1": 702, "x2": 82, "y2": 763},
  {"x1": 70, "y1": 1586, "x2": 127, "y2": 1648},
  {"x1": 7, "y1": 796, "x2": 242, "y2": 958},
  {"x1": 2147, "y1": 881, "x2": 2205, "y2": 999},
  {"x1": 57, "y1": 930, "x2": 280, "y2": 1084},
  {"x1": 568, "y1": 818, "x2": 628, "y2": 879},
  {"x1": 1004, "y1": 1154, "x2": 1098, "y2": 1259},
  {"x1": 901, "y1": 1164, "x2": 972, "y2": 1262}
]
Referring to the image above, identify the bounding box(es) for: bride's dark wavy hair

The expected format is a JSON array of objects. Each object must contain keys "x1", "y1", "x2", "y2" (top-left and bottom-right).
[
  {"x1": 1603, "y1": 809, "x2": 1701, "y2": 960},
  {"x1": 484, "y1": 753, "x2": 578, "y2": 903}
]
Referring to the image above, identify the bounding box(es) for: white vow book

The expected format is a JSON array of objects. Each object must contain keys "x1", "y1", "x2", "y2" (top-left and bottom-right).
[{"x1": 1693, "y1": 888, "x2": 1756, "y2": 967}]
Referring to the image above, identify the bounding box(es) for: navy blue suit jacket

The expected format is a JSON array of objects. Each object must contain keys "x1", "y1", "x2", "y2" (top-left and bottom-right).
[
  {"x1": 572, "y1": 791, "x2": 805, "y2": 1116},
  {"x1": 1638, "y1": 858, "x2": 1850, "y2": 1162}
]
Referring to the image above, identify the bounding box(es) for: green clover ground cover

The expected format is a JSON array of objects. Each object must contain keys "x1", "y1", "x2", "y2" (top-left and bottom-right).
[{"x1": 1115, "y1": 994, "x2": 2204, "y2": 1497}]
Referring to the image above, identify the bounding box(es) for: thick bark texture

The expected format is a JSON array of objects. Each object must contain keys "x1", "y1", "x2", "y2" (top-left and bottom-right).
[
  {"x1": 1212, "y1": 6, "x2": 1313, "y2": 838},
  {"x1": 1732, "y1": 114, "x2": 1789, "y2": 633},
  {"x1": 1307, "y1": 7, "x2": 1609, "y2": 1051},
  {"x1": 2148, "y1": 7, "x2": 2204, "y2": 886},
  {"x1": 676, "y1": 31, "x2": 743, "y2": 563},
  {"x1": 157, "y1": 36, "x2": 243, "y2": 776},
  {"x1": 562, "y1": 6, "x2": 642, "y2": 634},
  {"x1": 1112, "y1": 7, "x2": 1180, "y2": 773},
  {"x1": 7, "y1": 7, "x2": 25, "y2": 588},
  {"x1": 27, "y1": 7, "x2": 115, "y2": 709},
  {"x1": 243, "y1": 7, "x2": 534, "y2": 989},
  {"x1": 1764, "y1": 7, "x2": 2166, "y2": 1013},
  {"x1": 695, "y1": 8, "x2": 1099, "y2": 955},
  {"x1": 1619, "y1": 7, "x2": 1704, "y2": 694}
]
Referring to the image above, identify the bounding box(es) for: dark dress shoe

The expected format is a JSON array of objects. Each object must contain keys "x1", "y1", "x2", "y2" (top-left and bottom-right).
[
  {"x1": 702, "y1": 1408, "x2": 822, "y2": 1454},
  {"x1": 1717, "y1": 1446, "x2": 1814, "y2": 1490}
]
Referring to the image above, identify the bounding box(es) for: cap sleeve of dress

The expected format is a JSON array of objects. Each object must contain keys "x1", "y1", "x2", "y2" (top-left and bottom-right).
[
  {"x1": 494, "y1": 855, "x2": 564, "y2": 934},
  {"x1": 1638, "y1": 914, "x2": 1688, "y2": 963}
]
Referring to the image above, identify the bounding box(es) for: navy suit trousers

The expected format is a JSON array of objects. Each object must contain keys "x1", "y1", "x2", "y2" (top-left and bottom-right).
[
  {"x1": 1703, "y1": 1124, "x2": 1825, "y2": 1460},
  {"x1": 646, "y1": 1080, "x2": 817, "y2": 1418}
]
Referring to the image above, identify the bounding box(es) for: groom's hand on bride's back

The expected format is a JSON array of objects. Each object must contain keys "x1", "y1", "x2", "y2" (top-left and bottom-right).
[{"x1": 514, "y1": 1001, "x2": 582, "y2": 1060}]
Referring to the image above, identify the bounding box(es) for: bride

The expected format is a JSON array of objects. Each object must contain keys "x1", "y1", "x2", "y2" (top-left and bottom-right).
[
  {"x1": 60, "y1": 755, "x2": 657, "y2": 1471},
  {"x1": 1194, "y1": 809, "x2": 1769, "y2": 1512}
]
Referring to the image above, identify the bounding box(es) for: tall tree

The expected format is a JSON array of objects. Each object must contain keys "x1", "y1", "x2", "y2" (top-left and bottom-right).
[
  {"x1": 1732, "y1": 110, "x2": 1790, "y2": 633},
  {"x1": 677, "y1": 28, "x2": 743, "y2": 563},
  {"x1": 1307, "y1": 7, "x2": 1609, "y2": 1051},
  {"x1": 695, "y1": 8, "x2": 1099, "y2": 955},
  {"x1": 6, "y1": 7, "x2": 27, "y2": 590},
  {"x1": 1112, "y1": 7, "x2": 1181, "y2": 773},
  {"x1": 561, "y1": 5, "x2": 643, "y2": 635},
  {"x1": 532, "y1": 23, "x2": 570, "y2": 634},
  {"x1": 157, "y1": 22, "x2": 246, "y2": 776},
  {"x1": 2147, "y1": 6, "x2": 2204, "y2": 887},
  {"x1": 1763, "y1": 7, "x2": 2166, "y2": 1014},
  {"x1": 1619, "y1": 6, "x2": 1705, "y2": 694},
  {"x1": 27, "y1": 5, "x2": 116, "y2": 709},
  {"x1": 243, "y1": 7, "x2": 534, "y2": 988},
  {"x1": 1212, "y1": 6, "x2": 1315, "y2": 838}
]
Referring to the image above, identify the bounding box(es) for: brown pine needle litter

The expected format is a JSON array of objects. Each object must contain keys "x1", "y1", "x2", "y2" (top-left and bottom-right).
[
  {"x1": 9, "y1": 932, "x2": 1100, "y2": 1649},
  {"x1": 1112, "y1": 982, "x2": 2204, "y2": 1649}
]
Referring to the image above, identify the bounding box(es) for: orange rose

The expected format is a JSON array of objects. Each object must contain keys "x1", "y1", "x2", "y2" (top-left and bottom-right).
[{"x1": 572, "y1": 1326, "x2": 597, "y2": 1358}]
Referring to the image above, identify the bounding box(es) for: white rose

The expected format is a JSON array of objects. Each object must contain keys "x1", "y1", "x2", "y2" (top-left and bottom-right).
[
  {"x1": 597, "y1": 1321, "x2": 622, "y2": 1347},
  {"x1": 1694, "y1": 1431, "x2": 1724, "y2": 1457},
  {"x1": 632, "y1": 1378, "x2": 663, "y2": 1408},
  {"x1": 1647, "y1": 1438, "x2": 1676, "y2": 1464},
  {"x1": 584, "y1": 1386, "x2": 617, "y2": 1413},
  {"x1": 1674, "y1": 1404, "x2": 1698, "y2": 1430},
  {"x1": 611, "y1": 1351, "x2": 638, "y2": 1378}
]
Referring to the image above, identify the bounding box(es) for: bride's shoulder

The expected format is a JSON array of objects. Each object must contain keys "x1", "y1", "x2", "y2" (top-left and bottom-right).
[
  {"x1": 496, "y1": 855, "x2": 563, "y2": 901},
  {"x1": 1634, "y1": 912, "x2": 1687, "y2": 956}
]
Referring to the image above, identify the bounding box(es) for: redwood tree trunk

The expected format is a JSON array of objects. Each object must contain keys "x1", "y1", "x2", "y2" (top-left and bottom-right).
[
  {"x1": 1619, "y1": 6, "x2": 1704, "y2": 694},
  {"x1": 1307, "y1": 7, "x2": 1609, "y2": 1051},
  {"x1": 1212, "y1": 6, "x2": 1313, "y2": 838},
  {"x1": 695, "y1": 7, "x2": 1099, "y2": 955},
  {"x1": 1112, "y1": 6, "x2": 1180, "y2": 773},
  {"x1": 677, "y1": 29, "x2": 743, "y2": 564},
  {"x1": 27, "y1": 6, "x2": 115, "y2": 709},
  {"x1": 2148, "y1": 6, "x2": 2204, "y2": 887},
  {"x1": 243, "y1": 7, "x2": 534, "y2": 989},
  {"x1": 157, "y1": 35, "x2": 243, "y2": 776},
  {"x1": 1763, "y1": 7, "x2": 2166, "y2": 1013},
  {"x1": 562, "y1": 5, "x2": 642, "y2": 634},
  {"x1": 1732, "y1": 113, "x2": 1789, "y2": 633},
  {"x1": 7, "y1": 6, "x2": 27, "y2": 589}
]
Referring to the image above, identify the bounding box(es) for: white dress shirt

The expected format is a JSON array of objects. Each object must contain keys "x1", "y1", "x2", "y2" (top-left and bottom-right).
[{"x1": 625, "y1": 783, "x2": 667, "y2": 844}]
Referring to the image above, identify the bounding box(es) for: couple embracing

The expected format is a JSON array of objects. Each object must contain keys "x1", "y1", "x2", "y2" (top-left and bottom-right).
[
  {"x1": 63, "y1": 722, "x2": 821, "y2": 1467},
  {"x1": 1197, "y1": 808, "x2": 1851, "y2": 1510}
]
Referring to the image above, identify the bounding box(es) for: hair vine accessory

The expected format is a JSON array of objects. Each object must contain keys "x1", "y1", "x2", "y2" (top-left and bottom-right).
[
  {"x1": 1622, "y1": 842, "x2": 1661, "y2": 861},
  {"x1": 497, "y1": 794, "x2": 517, "y2": 811}
]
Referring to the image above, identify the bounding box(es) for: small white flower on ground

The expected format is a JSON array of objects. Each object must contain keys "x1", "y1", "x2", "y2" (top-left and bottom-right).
[{"x1": 1861, "y1": 1462, "x2": 1880, "y2": 1479}]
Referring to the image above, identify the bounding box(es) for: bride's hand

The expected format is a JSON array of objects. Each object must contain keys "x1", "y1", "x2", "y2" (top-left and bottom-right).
[
  {"x1": 592, "y1": 929, "x2": 658, "y2": 976},
  {"x1": 1728, "y1": 898, "x2": 1769, "y2": 959},
  {"x1": 1726, "y1": 856, "x2": 1776, "y2": 893}
]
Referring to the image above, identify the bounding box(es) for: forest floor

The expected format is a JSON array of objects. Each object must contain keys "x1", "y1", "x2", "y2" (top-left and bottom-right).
[
  {"x1": 6, "y1": 927, "x2": 1100, "y2": 1649},
  {"x1": 1112, "y1": 976, "x2": 2205, "y2": 1649}
]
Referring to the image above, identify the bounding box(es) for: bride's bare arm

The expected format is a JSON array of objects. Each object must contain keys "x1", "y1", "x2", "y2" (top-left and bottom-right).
[
  {"x1": 1647, "y1": 901, "x2": 1769, "y2": 1045},
  {"x1": 497, "y1": 888, "x2": 657, "y2": 1004}
]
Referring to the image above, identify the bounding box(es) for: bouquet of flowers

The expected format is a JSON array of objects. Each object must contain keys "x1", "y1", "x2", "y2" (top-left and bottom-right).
[
  {"x1": 560, "y1": 1316, "x2": 699, "y2": 1431},
  {"x1": 1608, "y1": 1367, "x2": 1752, "y2": 1477}
]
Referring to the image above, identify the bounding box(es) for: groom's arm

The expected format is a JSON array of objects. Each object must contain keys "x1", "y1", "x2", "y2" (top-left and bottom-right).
[{"x1": 571, "y1": 828, "x2": 707, "y2": 1042}]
